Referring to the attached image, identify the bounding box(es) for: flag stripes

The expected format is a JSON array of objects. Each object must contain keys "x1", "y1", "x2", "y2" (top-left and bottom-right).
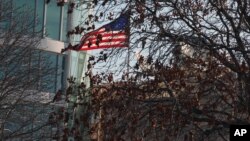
[
  {"x1": 62, "y1": 12, "x2": 129, "y2": 52},
  {"x1": 79, "y1": 27, "x2": 128, "y2": 50},
  {"x1": 77, "y1": 13, "x2": 129, "y2": 50}
]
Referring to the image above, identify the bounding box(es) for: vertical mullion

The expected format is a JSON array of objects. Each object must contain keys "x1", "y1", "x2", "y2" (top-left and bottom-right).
[
  {"x1": 59, "y1": 5, "x2": 64, "y2": 41},
  {"x1": 43, "y1": 1, "x2": 47, "y2": 38}
]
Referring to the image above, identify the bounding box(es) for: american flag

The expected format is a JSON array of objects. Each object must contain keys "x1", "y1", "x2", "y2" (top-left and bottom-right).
[{"x1": 77, "y1": 13, "x2": 129, "y2": 51}]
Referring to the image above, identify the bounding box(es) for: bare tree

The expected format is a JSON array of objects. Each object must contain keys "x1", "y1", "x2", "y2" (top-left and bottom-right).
[
  {"x1": 0, "y1": 0, "x2": 58, "y2": 140},
  {"x1": 62, "y1": 0, "x2": 250, "y2": 141}
]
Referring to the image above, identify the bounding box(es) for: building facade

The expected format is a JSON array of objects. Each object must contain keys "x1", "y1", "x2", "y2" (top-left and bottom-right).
[
  {"x1": 0, "y1": 0, "x2": 91, "y2": 140},
  {"x1": 12, "y1": 0, "x2": 91, "y2": 93}
]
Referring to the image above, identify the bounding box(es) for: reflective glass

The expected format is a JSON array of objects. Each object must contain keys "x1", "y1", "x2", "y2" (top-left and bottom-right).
[
  {"x1": 76, "y1": 52, "x2": 86, "y2": 83},
  {"x1": 57, "y1": 54, "x2": 64, "y2": 90},
  {"x1": 62, "y1": 4, "x2": 68, "y2": 42},
  {"x1": 46, "y1": 1, "x2": 60, "y2": 40},
  {"x1": 40, "y1": 51, "x2": 57, "y2": 93},
  {"x1": 13, "y1": 0, "x2": 35, "y2": 11},
  {"x1": 0, "y1": 1, "x2": 12, "y2": 31},
  {"x1": 13, "y1": 0, "x2": 35, "y2": 32},
  {"x1": 36, "y1": 0, "x2": 44, "y2": 32},
  {"x1": 70, "y1": 51, "x2": 78, "y2": 78}
]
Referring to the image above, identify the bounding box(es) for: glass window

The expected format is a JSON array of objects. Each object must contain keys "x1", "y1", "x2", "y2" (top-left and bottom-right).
[
  {"x1": 76, "y1": 52, "x2": 86, "y2": 83},
  {"x1": 68, "y1": 51, "x2": 88, "y2": 84},
  {"x1": 13, "y1": 0, "x2": 35, "y2": 11},
  {"x1": 40, "y1": 51, "x2": 57, "y2": 93},
  {"x1": 30, "y1": 49, "x2": 41, "y2": 90},
  {"x1": 13, "y1": 0, "x2": 35, "y2": 32},
  {"x1": 0, "y1": 1, "x2": 12, "y2": 31},
  {"x1": 36, "y1": 0, "x2": 44, "y2": 32},
  {"x1": 38, "y1": 51, "x2": 65, "y2": 93},
  {"x1": 57, "y1": 54, "x2": 64, "y2": 90},
  {"x1": 46, "y1": 1, "x2": 61, "y2": 40},
  {"x1": 62, "y1": 4, "x2": 68, "y2": 42},
  {"x1": 69, "y1": 51, "x2": 78, "y2": 79},
  {"x1": 11, "y1": 0, "x2": 44, "y2": 34}
]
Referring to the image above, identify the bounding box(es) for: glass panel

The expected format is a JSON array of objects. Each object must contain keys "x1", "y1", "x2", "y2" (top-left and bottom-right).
[
  {"x1": 36, "y1": 0, "x2": 44, "y2": 32},
  {"x1": 57, "y1": 54, "x2": 64, "y2": 90},
  {"x1": 62, "y1": 4, "x2": 68, "y2": 42},
  {"x1": 11, "y1": 0, "x2": 44, "y2": 34},
  {"x1": 30, "y1": 49, "x2": 41, "y2": 90},
  {"x1": 46, "y1": 0, "x2": 61, "y2": 40},
  {"x1": 40, "y1": 51, "x2": 57, "y2": 93},
  {"x1": 13, "y1": 0, "x2": 35, "y2": 10},
  {"x1": 38, "y1": 52, "x2": 65, "y2": 93},
  {"x1": 13, "y1": 0, "x2": 35, "y2": 32},
  {"x1": 76, "y1": 52, "x2": 86, "y2": 83},
  {"x1": 70, "y1": 51, "x2": 78, "y2": 78},
  {"x1": 0, "y1": 0, "x2": 12, "y2": 31},
  {"x1": 10, "y1": 0, "x2": 35, "y2": 34}
]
